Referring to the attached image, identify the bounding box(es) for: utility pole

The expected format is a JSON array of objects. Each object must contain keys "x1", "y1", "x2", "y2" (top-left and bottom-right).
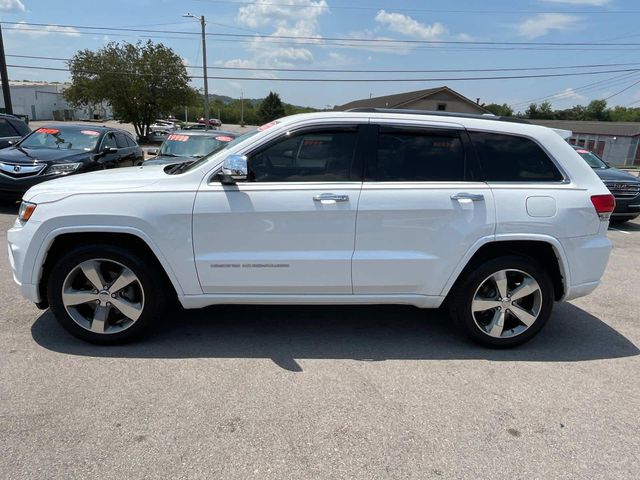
[
  {"x1": 240, "y1": 89, "x2": 244, "y2": 127},
  {"x1": 0, "y1": 25, "x2": 13, "y2": 115},
  {"x1": 183, "y1": 13, "x2": 209, "y2": 131}
]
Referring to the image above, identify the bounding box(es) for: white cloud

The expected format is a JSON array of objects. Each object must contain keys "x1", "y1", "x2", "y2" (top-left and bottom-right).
[
  {"x1": 237, "y1": 0, "x2": 328, "y2": 30},
  {"x1": 542, "y1": 0, "x2": 611, "y2": 5},
  {"x1": 515, "y1": 13, "x2": 582, "y2": 39},
  {"x1": 375, "y1": 10, "x2": 447, "y2": 40},
  {"x1": 0, "y1": 0, "x2": 25, "y2": 12},
  {"x1": 8, "y1": 21, "x2": 81, "y2": 37},
  {"x1": 553, "y1": 88, "x2": 585, "y2": 102},
  {"x1": 230, "y1": 0, "x2": 330, "y2": 69}
]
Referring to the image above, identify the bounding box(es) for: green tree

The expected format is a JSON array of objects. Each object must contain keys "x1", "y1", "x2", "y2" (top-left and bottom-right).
[
  {"x1": 584, "y1": 99, "x2": 610, "y2": 121},
  {"x1": 64, "y1": 40, "x2": 197, "y2": 141},
  {"x1": 258, "y1": 91, "x2": 286, "y2": 123},
  {"x1": 483, "y1": 103, "x2": 514, "y2": 117}
]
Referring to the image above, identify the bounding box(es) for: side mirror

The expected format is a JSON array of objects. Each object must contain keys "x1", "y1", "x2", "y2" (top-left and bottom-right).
[
  {"x1": 7, "y1": 140, "x2": 15, "y2": 146},
  {"x1": 103, "y1": 146, "x2": 118, "y2": 154},
  {"x1": 147, "y1": 148, "x2": 159, "y2": 156},
  {"x1": 219, "y1": 154, "x2": 248, "y2": 184}
]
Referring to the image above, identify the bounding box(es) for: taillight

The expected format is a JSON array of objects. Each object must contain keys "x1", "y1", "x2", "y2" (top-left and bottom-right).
[{"x1": 591, "y1": 194, "x2": 616, "y2": 220}]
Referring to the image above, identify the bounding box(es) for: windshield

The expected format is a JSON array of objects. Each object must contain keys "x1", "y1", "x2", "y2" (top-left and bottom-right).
[
  {"x1": 575, "y1": 149, "x2": 608, "y2": 169},
  {"x1": 159, "y1": 133, "x2": 235, "y2": 158},
  {"x1": 179, "y1": 130, "x2": 260, "y2": 172},
  {"x1": 20, "y1": 127, "x2": 102, "y2": 151}
]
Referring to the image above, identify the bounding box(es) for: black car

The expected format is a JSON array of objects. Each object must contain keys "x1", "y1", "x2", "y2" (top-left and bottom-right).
[
  {"x1": 573, "y1": 146, "x2": 640, "y2": 223},
  {"x1": 0, "y1": 113, "x2": 31, "y2": 149},
  {"x1": 0, "y1": 125, "x2": 144, "y2": 200},
  {"x1": 144, "y1": 130, "x2": 237, "y2": 167}
]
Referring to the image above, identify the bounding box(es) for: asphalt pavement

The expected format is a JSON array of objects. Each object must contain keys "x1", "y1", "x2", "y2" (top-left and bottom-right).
[{"x1": 0, "y1": 205, "x2": 638, "y2": 480}]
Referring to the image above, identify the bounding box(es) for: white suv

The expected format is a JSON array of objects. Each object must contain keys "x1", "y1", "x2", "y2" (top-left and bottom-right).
[{"x1": 7, "y1": 110, "x2": 615, "y2": 347}]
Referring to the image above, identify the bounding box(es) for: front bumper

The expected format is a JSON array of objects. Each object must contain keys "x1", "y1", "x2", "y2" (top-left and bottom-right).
[
  {"x1": 7, "y1": 218, "x2": 43, "y2": 303},
  {"x1": 612, "y1": 194, "x2": 640, "y2": 219},
  {"x1": 0, "y1": 173, "x2": 57, "y2": 200}
]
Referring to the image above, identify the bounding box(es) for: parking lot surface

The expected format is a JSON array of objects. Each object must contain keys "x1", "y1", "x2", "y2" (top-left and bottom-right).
[{"x1": 1, "y1": 206, "x2": 638, "y2": 479}]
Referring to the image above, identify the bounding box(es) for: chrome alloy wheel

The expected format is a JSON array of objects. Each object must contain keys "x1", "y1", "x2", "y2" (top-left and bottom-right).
[
  {"x1": 61, "y1": 259, "x2": 145, "y2": 334},
  {"x1": 471, "y1": 269, "x2": 543, "y2": 339}
]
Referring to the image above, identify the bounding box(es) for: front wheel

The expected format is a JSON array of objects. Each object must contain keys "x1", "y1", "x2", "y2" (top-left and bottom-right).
[
  {"x1": 47, "y1": 244, "x2": 167, "y2": 344},
  {"x1": 449, "y1": 256, "x2": 554, "y2": 348}
]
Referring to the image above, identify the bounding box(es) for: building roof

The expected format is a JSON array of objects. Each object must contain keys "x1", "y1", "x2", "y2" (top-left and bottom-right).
[
  {"x1": 529, "y1": 119, "x2": 640, "y2": 137},
  {"x1": 337, "y1": 86, "x2": 488, "y2": 112}
]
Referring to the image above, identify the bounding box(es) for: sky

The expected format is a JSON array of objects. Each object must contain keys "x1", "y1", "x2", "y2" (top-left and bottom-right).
[{"x1": 1, "y1": 0, "x2": 640, "y2": 111}]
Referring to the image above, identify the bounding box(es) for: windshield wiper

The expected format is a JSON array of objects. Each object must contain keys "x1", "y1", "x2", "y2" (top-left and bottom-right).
[{"x1": 167, "y1": 160, "x2": 195, "y2": 175}]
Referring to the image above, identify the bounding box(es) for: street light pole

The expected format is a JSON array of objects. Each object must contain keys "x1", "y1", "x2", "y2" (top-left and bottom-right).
[{"x1": 184, "y1": 13, "x2": 209, "y2": 131}]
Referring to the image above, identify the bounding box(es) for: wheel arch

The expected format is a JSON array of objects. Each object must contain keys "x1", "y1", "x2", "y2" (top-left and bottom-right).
[
  {"x1": 442, "y1": 235, "x2": 569, "y2": 302},
  {"x1": 34, "y1": 228, "x2": 184, "y2": 308}
]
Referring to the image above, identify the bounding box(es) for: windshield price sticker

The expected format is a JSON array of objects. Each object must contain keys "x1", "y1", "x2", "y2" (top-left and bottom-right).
[
  {"x1": 81, "y1": 130, "x2": 100, "y2": 136},
  {"x1": 215, "y1": 136, "x2": 233, "y2": 142},
  {"x1": 36, "y1": 128, "x2": 60, "y2": 135},
  {"x1": 168, "y1": 134, "x2": 189, "y2": 142}
]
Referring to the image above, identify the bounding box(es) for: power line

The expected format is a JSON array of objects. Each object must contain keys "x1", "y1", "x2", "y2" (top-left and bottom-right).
[
  {"x1": 510, "y1": 72, "x2": 640, "y2": 108},
  {"x1": 191, "y1": 0, "x2": 640, "y2": 15},
  {"x1": 8, "y1": 63, "x2": 640, "y2": 82},
  {"x1": 603, "y1": 78, "x2": 640, "y2": 101},
  {"x1": 4, "y1": 21, "x2": 640, "y2": 47},
  {"x1": 8, "y1": 54, "x2": 640, "y2": 75}
]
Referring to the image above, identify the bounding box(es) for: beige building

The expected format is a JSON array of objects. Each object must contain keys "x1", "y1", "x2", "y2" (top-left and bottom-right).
[{"x1": 336, "y1": 86, "x2": 489, "y2": 114}]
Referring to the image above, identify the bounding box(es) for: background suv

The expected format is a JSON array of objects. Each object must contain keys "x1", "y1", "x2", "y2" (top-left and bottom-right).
[
  {"x1": 0, "y1": 113, "x2": 31, "y2": 149},
  {"x1": 573, "y1": 146, "x2": 640, "y2": 223},
  {"x1": 8, "y1": 110, "x2": 614, "y2": 348}
]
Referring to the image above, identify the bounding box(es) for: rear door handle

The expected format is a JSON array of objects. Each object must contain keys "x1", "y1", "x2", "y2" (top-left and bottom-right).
[
  {"x1": 313, "y1": 193, "x2": 349, "y2": 203},
  {"x1": 451, "y1": 192, "x2": 485, "y2": 202}
]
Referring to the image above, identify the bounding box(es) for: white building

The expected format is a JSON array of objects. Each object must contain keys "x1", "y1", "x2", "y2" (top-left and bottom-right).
[{"x1": 0, "y1": 81, "x2": 112, "y2": 121}]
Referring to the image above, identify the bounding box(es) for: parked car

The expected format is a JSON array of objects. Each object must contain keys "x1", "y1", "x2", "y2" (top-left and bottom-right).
[
  {"x1": 144, "y1": 130, "x2": 238, "y2": 166},
  {"x1": 8, "y1": 109, "x2": 614, "y2": 347},
  {"x1": 573, "y1": 146, "x2": 640, "y2": 223},
  {"x1": 0, "y1": 125, "x2": 143, "y2": 200},
  {"x1": 197, "y1": 117, "x2": 222, "y2": 129},
  {"x1": 147, "y1": 120, "x2": 178, "y2": 143},
  {"x1": 0, "y1": 113, "x2": 31, "y2": 149}
]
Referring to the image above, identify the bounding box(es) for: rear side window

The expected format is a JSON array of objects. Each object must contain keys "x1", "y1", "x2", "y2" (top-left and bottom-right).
[
  {"x1": 115, "y1": 132, "x2": 129, "y2": 148},
  {"x1": 125, "y1": 135, "x2": 137, "y2": 147},
  {"x1": 469, "y1": 131, "x2": 563, "y2": 182},
  {"x1": 374, "y1": 127, "x2": 466, "y2": 181}
]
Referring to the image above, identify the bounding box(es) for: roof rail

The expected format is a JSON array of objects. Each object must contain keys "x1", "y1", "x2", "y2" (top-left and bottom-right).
[{"x1": 345, "y1": 107, "x2": 530, "y2": 125}]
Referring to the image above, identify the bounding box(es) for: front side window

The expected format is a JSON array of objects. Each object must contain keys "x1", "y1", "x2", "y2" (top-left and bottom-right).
[
  {"x1": 374, "y1": 127, "x2": 466, "y2": 182},
  {"x1": 101, "y1": 133, "x2": 117, "y2": 149},
  {"x1": 0, "y1": 118, "x2": 17, "y2": 137},
  {"x1": 469, "y1": 131, "x2": 564, "y2": 182},
  {"x1": 248, "y1": 129, "x2": 358, "y2": 182}
]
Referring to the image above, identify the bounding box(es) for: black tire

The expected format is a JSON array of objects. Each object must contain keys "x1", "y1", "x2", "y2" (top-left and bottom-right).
[
  {"x1": 47, "y1": 244, "x2": 167, "y2": 344},
  {"x1": 448, "y1": 256, "x2": 554, "y2": 348}
]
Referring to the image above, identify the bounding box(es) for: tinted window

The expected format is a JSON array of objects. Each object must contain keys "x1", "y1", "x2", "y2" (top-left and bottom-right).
[
  {"x1": 0, "y1": 119, "x2": 17, "y2": 137},
  {"x1": 8, "y1": 118, "x2": 29, "y2": 136},
  {"x1": 469, "y1": 131, "x2": 563, "y2": 182},
  {"x1": 115, "y1": 133, "x2": 129, "y2": 148},
  {"x1": 375, "y1": 127, "x2": 466, "y2": 181},
  {"x1": 125, "y1": 135, "x2": 137, "y2": 147},
  {"x1": 101, "y1": 133, "x2": 117, "y2": 149},
  {"x1": 248, "y1": 129, "x2": 357, "y2": 182}
]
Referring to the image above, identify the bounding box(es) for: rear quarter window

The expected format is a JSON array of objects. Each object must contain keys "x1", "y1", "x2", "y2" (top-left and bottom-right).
[{"x1": 469, "y1": 131, "x2": 563, "y2": 182}]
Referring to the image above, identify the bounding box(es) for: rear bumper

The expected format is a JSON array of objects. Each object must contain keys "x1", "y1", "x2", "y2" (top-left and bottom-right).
[{"x1": 560, "y1": 233, "x2": 612, "y2": 301}]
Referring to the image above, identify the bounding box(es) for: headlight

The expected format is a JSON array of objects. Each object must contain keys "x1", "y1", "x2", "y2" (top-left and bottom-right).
[
  {"x1": 47, "y1": 162, "x2": 82, "y2": 175},
  {"x1": 18, "y1": 201, "x2": 37, "y2": 222}
]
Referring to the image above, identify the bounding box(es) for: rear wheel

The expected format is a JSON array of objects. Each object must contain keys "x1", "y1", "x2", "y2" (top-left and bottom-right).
[
  {"x1": 47, "y1": 244, "x2": 167, "y2": 344},
  {"x1": 449, "y1": 256, "x2": 554, "y2": 348}
]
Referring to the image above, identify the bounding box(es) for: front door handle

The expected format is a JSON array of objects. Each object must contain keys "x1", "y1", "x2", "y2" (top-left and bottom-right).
[
  {"x1": 313, "y1": 193, "x2": 349, "y2": 203},
  {"x1": 451, "y1": 192, "x2": 485, "y2": 202}
]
